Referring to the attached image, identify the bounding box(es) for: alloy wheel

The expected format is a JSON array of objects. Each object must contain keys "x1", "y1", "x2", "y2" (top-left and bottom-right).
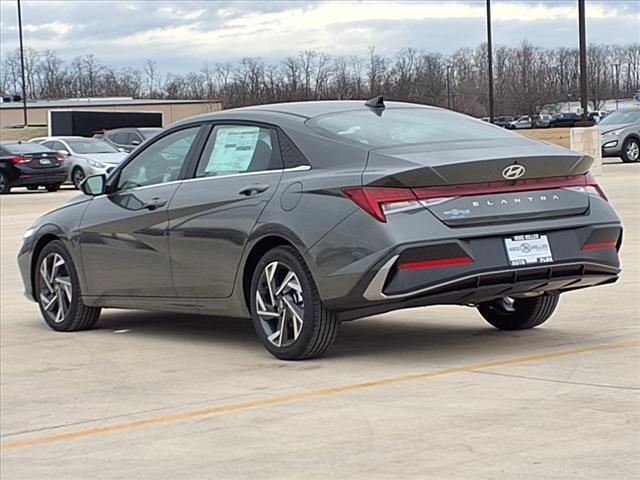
[
  {"x1": 38, "y1": 252, "x2": 73, "y2": 323},
  {"x1": 255, "y1": 261, "x2": 304, "y2": 348},
  {"x1": 72, "y1": 168, "x2": 86, "y2": 188},
  {"x1": 626, "y1": 140, "x2": 639, "y2": 161},
  {"x1": 0, "y1": 173, "x2": 7, "y2": 193}
]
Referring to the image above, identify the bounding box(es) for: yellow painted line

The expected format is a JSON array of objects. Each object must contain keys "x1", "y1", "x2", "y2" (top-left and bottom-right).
[{"x1": 2, "y1": 338, "x2": 638, "y2": 451}]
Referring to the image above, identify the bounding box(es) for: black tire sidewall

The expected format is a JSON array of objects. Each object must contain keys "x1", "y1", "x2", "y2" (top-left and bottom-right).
[
  {"x1": 35, "y1": 240, "x2": 82, "y2": 331},
  {"x1": 46, "y1": 183, "x2": 61, "y2": 192},
  {"x1": 72, "y1": 167, "x2": 85, "y2": 188},
  {"x1": 250, "y1": 247, "x2": 320, "y2": 359},
  {"x1": 0, "y1": 172, "x2": 9, "y2": 194}
]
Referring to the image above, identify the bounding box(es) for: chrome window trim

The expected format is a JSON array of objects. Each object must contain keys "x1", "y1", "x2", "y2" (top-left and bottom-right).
[{"x1": 182, "y1": 165, "x2": 311, "y2": 185}]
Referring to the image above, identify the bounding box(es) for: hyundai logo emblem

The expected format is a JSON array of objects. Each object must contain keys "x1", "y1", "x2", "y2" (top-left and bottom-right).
[{"x1": 502, "y1": 164, "x2": 526, "y2": 180}]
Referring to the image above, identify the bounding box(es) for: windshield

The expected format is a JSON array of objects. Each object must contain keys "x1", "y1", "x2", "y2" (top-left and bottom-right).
[
  {"x1": 599, "y1": 109, "x2": 640, "y2": 125},
  {"x1": 309, "y1": 108, "x2": 514, "y2": 148},
  {"x1": 66, "y1": 139, "x2": 119, "y2": 154},
  {"x1": 139, "y1": 128, "x2": 162, "y2": 139}
]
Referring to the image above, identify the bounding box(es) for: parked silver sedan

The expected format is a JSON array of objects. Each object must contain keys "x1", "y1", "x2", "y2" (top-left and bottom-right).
[{"x1": 31, "y1": 137, "x2": 128, "y2": 187}]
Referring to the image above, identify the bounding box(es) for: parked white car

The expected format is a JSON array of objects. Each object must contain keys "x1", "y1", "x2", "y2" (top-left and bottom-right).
[
  {"x1": 507, "y1": 115, "x2": 532, "y2": 129},
  {"x1": 31, "y1": 137, "x2": 128, "y2": 188}
]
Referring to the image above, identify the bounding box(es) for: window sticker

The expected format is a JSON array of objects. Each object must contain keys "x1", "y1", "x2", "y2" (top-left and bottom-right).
[{"x1": 206, "y1": 126, "x2": 260, "y2": 173}]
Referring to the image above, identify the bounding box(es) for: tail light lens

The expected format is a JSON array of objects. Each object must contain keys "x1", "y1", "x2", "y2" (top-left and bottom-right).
[
  {"x1": 342, "y1": 173, "x2": 608, "y2": 222},
  {"x1": 8, "y1": 156, "x2": 30, "y2": 164},
  {"x1": 56, "y1": 155, "x2": 65, "y2": 162}
]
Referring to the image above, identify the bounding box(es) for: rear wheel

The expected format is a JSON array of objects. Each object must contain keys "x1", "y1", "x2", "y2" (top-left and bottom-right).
[
  {"x1": 35, "y1": 240, "x2": 101, "y2": 331},
  {"x1": 0, "y1": 172, "x2": 10, "y2": 194},
  {"x1": 478, "y1": 294, "x2": 559, "y2": 330},
  {"x1": 621, "y1": 138, "x2": 639, "y2": 163},
  {"x1": 45, "y1": 183, "x2": 61, "y2": 192},
  {"x1": 72, "y1": 167, "x2": 86, "y2": 188},
  {"x1": 250, "y1": 246, "x2": 339, "y2": 360}
]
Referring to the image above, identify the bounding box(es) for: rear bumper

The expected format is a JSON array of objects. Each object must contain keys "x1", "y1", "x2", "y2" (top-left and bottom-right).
[
  {"x1": 11, "y1": 172, "x2": 68, "y2": 187},
  {"x1": 322, "y1": 222, "x2": 622, "y2": 321}
]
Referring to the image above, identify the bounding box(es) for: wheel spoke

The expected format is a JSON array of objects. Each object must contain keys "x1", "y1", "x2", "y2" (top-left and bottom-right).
[
  {"x1": 40, "y1": 292, "x2": 56, "y2": 311},
  {"x1": 56, "y1": 276, "x2": 72, "y2": 302},
  {"x1": 283, "y1": 298, "x2": 304, "y2": 340},
  {"x1": 264, "y1": 262, "x2": 278, "y2": 306},
  {"x1": 40, "y1": 260, "x2": 53, "y2": 291},
  {"x1": 275, "y1": 270, "x2": 295, "y2": 296},
  {"x1": 256, "y1": 291, "x2": 279, "y2": 318},
  {"x1": 267, "y1": 310, "x2": 286, "y2": 347}
]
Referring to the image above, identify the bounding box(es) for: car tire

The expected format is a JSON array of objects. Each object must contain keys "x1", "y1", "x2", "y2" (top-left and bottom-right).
[
  {"x1": 45, "y1": 183, "x2": 61, "y2": 192},
  {"x1": 478, "y1": 294, "x2": 559, "y2": 330},
  {"x1": 0, "y1": 172, "x2": 10, "y2": 194},
  {"x1": 250, "y1": 246, "x2": 339, "y2": 360},
  {"x1": 72, "y1": 167, "x2": 86, "y2": 188},
  {"x1": 27, "y1": 186, "x2": 39, "y2": 191},
  {"x1": 621, "y1": 138, "x2": 639, "y2": 163},
  {"x1": 35, "y1": 240, "x2": 101, "y2": 331}
]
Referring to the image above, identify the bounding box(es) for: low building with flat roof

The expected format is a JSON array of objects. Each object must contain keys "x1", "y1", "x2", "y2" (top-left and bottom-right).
[{"x1": 0, "y1": 97, "x2": 222, "y2": 128}]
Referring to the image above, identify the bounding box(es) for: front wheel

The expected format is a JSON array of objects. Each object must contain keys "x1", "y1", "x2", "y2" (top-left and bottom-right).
[
  {"x1": 621, "y1": 138, "x2": 639, "y2": 163},
  {"x1": 35, "y1": 240, "x2": 101, "y2": 331},
  {"x1": 478, "y1": 294, "x2": 559, "y2": 330},
  {"x1": 250, "y1": 246, "x2": 339, "y2": 360},
  {"x1": 72, "y1": 167, "x2": 86, "y2": 188}
]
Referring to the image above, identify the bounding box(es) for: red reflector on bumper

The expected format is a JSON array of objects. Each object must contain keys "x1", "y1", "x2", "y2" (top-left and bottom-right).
[
  {"x1": 398, "y1": 256, "x2": 473, "y2": 270},
  {"x1": 581, "y1": 241, "x2": 617, "y2": 251}
]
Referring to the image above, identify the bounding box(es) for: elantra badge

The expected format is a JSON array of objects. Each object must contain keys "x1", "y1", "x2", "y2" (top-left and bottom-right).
[{"x1": 502, "y1": 164, "x2": 526, "y2": 180}]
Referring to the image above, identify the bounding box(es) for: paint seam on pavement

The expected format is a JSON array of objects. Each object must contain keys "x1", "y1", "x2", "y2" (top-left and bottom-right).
[{"x1": 2, "y1": 338, "x2": 637, "y2": 451}]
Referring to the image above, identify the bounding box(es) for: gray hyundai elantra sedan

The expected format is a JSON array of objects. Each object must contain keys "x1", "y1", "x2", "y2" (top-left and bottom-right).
[{"x1": 18, "y1": 98, "x2": 623, "y2": 360}]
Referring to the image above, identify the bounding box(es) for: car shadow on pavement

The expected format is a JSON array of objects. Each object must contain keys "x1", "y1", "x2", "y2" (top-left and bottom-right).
[{"x1": 94, "y1": 309, "x2": 599, "y2": 362}]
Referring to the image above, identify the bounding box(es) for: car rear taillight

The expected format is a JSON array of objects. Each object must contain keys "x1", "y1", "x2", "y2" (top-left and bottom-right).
[
  {"x1": 8, "y1": 156, "x2": 30, "y2": 164},
  {"x1": 56, "y1": 155, "x2": 65, "y2": 162},
  {"x1": 341, "y1": 173, "x2": 608, "y2": 222}
]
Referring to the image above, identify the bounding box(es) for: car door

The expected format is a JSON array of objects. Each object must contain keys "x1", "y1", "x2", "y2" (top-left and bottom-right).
[
  {"x1": 168, "y1": 123, "x2": 283, "y2": 298},
  {"x1": 79, "y1": 125, "x2": 203, "y2": 297}
]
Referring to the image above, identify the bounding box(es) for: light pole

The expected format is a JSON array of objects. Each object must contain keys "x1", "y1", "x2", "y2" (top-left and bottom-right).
[
  {"x1": 613, "y1": 63, "x2": 620, "y2": 110},
  {"x1": 486, "y1": 0, "x2": 495, "y2": 123},
  {"x1": 446, "y1": 65, "x2": 453, "y2": 110},
  {"x1": 17, "y1": 0, "x2": 28, "y2": 127},
  {"x1": 577, "y1": 0, "x2": 590, "y2": 126}
]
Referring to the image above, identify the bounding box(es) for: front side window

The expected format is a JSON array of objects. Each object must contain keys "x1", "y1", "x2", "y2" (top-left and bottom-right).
[
  {"x1": 66, "y1": 139, "x2": 118, "y2": 154},
  {"x1": 195, "y1": 125, "x2": 277, "y2": 178},
  {"x1": 110, "y1": 132, "x2": 129, "y2": 145},
  {"x1": 116, "y1": 127, "x2": 199, "y2": 190},
  {"x1": 308, "y1": 108, "x2": 515, "y2": 148}
]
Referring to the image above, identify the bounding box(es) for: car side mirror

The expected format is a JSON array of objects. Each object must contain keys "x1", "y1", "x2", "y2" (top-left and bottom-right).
[
  {"x1": 81, "y1": 174, "x2": 106, "y2": 196},
  {"x1": 57, "y1": 150, "x2": 69, "y2": 156},
  {"x1": 131, "y1": 140, "x2": 141, "y2": 146}
]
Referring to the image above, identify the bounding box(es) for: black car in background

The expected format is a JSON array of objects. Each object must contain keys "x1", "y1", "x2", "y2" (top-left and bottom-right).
[
  {"x1": 94, "y1": 127, "x2": 162, "y2": 152},
  {"x1": 0, "y1": 141, "x2": 67, "y2": 194},
  {"x1": 492, "y1": 116, "x2": 514, "y2": 128},
  {"x1": 549, "y1": 112, "x2": 580, "y2": 128}
]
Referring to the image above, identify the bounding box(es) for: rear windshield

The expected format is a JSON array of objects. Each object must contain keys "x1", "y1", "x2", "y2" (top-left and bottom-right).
[
  {"x1": 1, "y1": 142, "x2": 53, "y2": 154},
  {"x1": 66, "y1": 139, "x2": 118, "y2": 154},
  {"x1": 139, "y1": 128, "x2": 162, "y2": 139},
  {"x1": 308, "y1": 108, "x2": 514, "y2": 148}
]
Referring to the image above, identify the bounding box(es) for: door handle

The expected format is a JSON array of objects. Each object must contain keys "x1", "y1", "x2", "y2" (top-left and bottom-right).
[
  {"x1": 238, "y1": 184, "x2": 270, "y2": 196},
  {"x1": 143, "y1": 197, "x2": 167, "y2": 210}
]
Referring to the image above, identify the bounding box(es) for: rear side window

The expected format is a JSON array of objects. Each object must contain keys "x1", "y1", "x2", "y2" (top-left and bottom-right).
[
  {"x1": 109, "y1": 132, "x2": 130, "y2": 145},
  {"x1": 195, "y1": 125, "x2": 281, "y2": 178},
  {"x1": 308, "y1": 108, "x2": 515, "y2": 148}
]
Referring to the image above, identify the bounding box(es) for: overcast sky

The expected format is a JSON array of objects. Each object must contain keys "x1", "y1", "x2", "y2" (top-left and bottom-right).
[{"x1": 1, "y1": 0, "x2": 638, "y2": 72}]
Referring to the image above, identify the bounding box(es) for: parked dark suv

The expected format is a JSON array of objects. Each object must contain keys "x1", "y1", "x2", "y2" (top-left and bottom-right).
[
  {"x1": 95, "y1": 127, "x2": 162, "y2": 152},
  {"x1": 549, "y1": 112, "x2": 580, "y2": 128},
  {"x1": 0, "y1": 141, "x2": 67, "y2": 194}
]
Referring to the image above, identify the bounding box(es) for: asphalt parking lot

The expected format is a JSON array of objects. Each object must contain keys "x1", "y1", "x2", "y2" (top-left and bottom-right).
[{"x1": 1, "y1": 162, "x2": 639, "y2": 479}]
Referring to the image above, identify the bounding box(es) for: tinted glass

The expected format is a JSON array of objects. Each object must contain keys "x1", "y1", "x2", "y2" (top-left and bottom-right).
[
  {"x1": 66, "y1": 139, "x2": 118, "y2": 154},
  {"x1": 117, "y1": 127, "x2": 199, "y2": 190},
  {"x1": 599, "y1": 109, "x2": 640, "y2": 125},
  {"x1": 110, "y1": 132, "x2": 130, "y2": 144},
  {"x1": 309, "y1": 108, "x2": 514, "y2": 148},
  {"x1": 2, "y1": 142, "x2": 53, "y2": 154},
  {"x1": 43, "y1": 141, "x2": 65, "y2": 151},
  {"x1": 139, "y1": 128, "x2": 162, "y2": 139},
  {"x1": 195, "y1": 125, "x2": 276, "y2": 177}
]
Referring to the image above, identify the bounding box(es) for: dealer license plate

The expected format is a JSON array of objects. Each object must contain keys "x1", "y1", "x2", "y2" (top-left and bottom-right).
[{"x1": 504, "y1": 234, "x2": 553, "y2": 266}]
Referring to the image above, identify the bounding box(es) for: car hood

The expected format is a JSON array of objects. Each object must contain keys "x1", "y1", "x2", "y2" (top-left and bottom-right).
[
  {"x1": 600, "y1": 123, "x2": 634, "y2": 134},
  {"x1": 78, "y1": 152, "x2": 127, "y2": 164}
]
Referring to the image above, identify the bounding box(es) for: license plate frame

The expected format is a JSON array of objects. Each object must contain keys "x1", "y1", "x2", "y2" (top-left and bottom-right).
[
  {"x1": 39, "y1": 158, "x2": 52, "y2": 165},
  {"x1": 504, "y1": 233, "x2": 553, "y2": 267}
]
